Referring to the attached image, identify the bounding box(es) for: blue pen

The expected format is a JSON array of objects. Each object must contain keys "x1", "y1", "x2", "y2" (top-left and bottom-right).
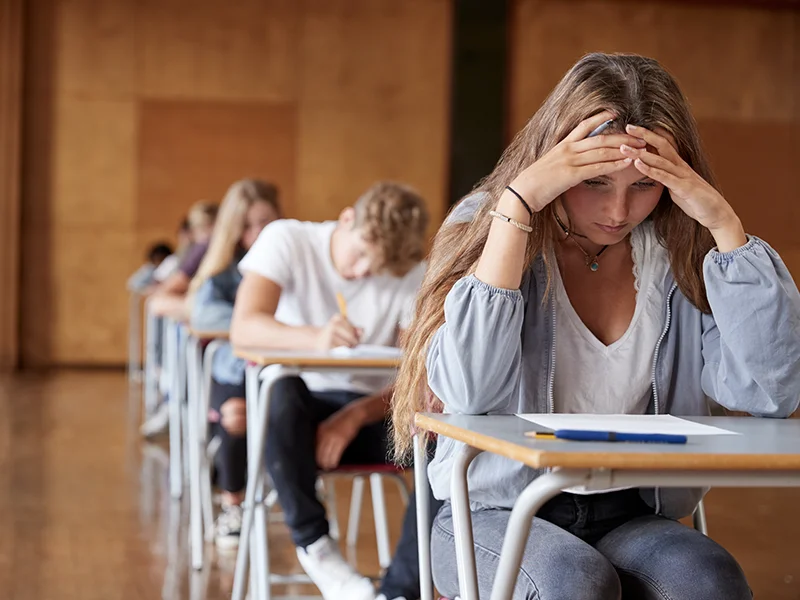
[
  {"x1": 536, "y1": 430, "x2": 687, "y2": 444},
  {"x1": 587, "y1": 119, "x2": 614, "y2": 138}
]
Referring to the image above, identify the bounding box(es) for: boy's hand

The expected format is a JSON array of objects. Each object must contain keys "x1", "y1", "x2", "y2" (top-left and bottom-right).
[
  {"x1": 316, "y1": 405, "x2": 365, "y2": 470},
  {"x1": 315, "y1": 315, "x2": 363, "y2": 350}
]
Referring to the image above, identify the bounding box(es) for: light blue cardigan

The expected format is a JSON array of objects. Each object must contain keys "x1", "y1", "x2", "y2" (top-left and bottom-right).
[{"x1": 427, "y1": 222, "x2": 800, "y2": 518}]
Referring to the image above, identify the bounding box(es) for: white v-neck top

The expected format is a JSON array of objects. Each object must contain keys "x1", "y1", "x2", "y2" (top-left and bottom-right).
[
  {"x1": 553, "y1": 222, "x2": 670, "y2": 416},
  {"x1": 553, "y1": 222, "x2": 670, "y2": 494}
]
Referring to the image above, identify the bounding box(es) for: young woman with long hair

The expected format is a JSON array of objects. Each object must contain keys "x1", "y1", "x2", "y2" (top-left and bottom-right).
[
  {"x1": 189, "y1": 178, "x2": 281, "y2": 549},
  {"x1": 392, "y1": 53, "x2": 800, "y2": 599}
]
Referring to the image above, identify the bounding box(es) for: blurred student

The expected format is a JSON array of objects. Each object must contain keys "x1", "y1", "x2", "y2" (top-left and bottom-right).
[
  {"x1": 231, "y1": 182, "x2": 431, "y2": 600},
  {"x1": 127, "y1": 242, "x2": 173, "y2": 293},
  {"x1": 150, "y1": 201, "x2": 218, "y2": 316},
  {"x1": 140, "y1": 201, "x2": 219, "y2": 438},
  {"x1": 152, "y1": 219, "x2": 193, "y2": 284},
  {"x1": 188, "y1": 179, "x2": 281, "y2": 549}
]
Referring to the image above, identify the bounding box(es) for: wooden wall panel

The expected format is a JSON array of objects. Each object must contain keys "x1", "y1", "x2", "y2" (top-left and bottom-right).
[
  {"x1": 57, "y1": 0, "x2": 136, "y2": 98},
  {"x1": 137, "y1": 0, "x2": 299, "y2": 102},
  {"x1": 50, "y1": 230, "x2": 137, "y2": 363},
  {"x1": 53, "y1": 98, "x2": 137, "y2": 227},
  {"x1": 0, "y1": 0, "x2": 24, "y2": 370},
  {"x1": 699, "y1": 121, "x2": 800, "y2": 249},
  {"x1": 21, "y1": 0, "x2": 452, "y2": 366},
  {"x1": 137, "y1": 100, "x2": 297, "y2": 228},
  {"x1": 509, "y1": 0, "x2": 799, "y2": 276},
  {"x1": 295, "y1": 0, "x2": 452, "y2": 228},
  {"x1": 509, "y1": 2, "x2": 797, "y2": 131}
]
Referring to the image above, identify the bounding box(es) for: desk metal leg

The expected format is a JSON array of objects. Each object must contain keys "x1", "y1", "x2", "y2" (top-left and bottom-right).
[
  {"x1": 232, "y1": 365, "x2": 293, "y2": 600},
  {"x1": 488, "y1": 469, "x2": 592, "y2": 600},
  {"x1": 187, "y1": 335, "x2": 204, "y2": 570},
  {"x1": 167, "y1": 320, "x2": 183, "y2": 499},
  {"x1": 693, "y1": 499, "x2": 708, "y2": 536},
  {"x1": 128, "y1": 292, "x2": 142, "y2": 382},
  {"x1": 143, "y1": 303, "x2": 160, "y2": 417},
  {"x1": 451, "y1": 446, "x2": 483, "y2": 600},
  {"x1": 413, "y1": 434, "x2": 433, "y2": 600},
  {"x1": 201, "y1": 341, "x2": 223, "y2": 541},
  {"x1": 253, "y1": 375, "x2": 272, "y2": 600},
  {"x1": 178, "y1": 328, "x2": 190, "y2": 485}
]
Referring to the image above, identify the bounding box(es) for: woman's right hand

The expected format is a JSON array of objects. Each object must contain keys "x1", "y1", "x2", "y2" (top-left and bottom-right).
[{"x1": 508, "y1": 111, "x2": 646, "y2": 212}]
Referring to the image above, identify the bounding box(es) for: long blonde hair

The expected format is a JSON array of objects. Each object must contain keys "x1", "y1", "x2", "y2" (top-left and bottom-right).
[
  {"x1": 391, "y1": 53, "x2": 717, "y2": 459},
  {"x1": 188, "y1": 179, "x2": 280, "y2": 299}
]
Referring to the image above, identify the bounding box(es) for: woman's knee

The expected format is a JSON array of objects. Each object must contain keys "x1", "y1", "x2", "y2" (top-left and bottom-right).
[
  {"x1": 431, "y1": 508, "x2": 620, "y2": 600},
  {"x1": 601, "y1": 518, "x2": 750, "y2": 600},
  {"x1": 649, "y1": 540, "x2": 749, "y2": 599},
  {"x1": 220, "y1": 397, "x2": 247, "y2": 437}
]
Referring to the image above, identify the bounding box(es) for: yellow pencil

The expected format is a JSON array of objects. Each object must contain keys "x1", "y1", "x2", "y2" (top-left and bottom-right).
[{"x1": 336, "y1": 292, "x2": 348, "y2": 319}]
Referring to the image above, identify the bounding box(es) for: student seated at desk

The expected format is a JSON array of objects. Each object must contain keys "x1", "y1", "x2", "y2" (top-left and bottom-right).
[
  {"x1": 127, "y1": 242, "x2": 173, "y2": 293},
  {"x1": 231, "y1": 182, "x2": 433, "y2": 600},
  {"x1": 150, "y1": 201, "x2": 218, "y2": 314},
  {"x1": 188, "y1": 178, "x2": 281, "y2": 549},
  {"x1": 151, "y1": 218, "x2": 193, "y2": 286},
  {"x1": 141, "y1": 201, "x2": 220, "y2": 438},
  {"x1": 392, "y1": 52, "x2": 800, "y2": 600}
]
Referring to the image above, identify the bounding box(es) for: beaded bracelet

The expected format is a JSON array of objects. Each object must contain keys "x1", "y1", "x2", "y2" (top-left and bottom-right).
[{"x1": 489, "y1": 210, "x2": 533, "y2": 233}]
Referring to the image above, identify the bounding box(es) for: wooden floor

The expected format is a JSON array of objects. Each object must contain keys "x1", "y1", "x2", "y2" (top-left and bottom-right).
[{"x1": 0, "y1": 371, "x2": 798, "y2": 600}]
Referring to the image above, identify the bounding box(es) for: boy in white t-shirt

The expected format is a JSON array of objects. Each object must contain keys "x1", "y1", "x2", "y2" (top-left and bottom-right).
[{"x1": 231, "y1": 182, "x2": 435, "y2": 600}]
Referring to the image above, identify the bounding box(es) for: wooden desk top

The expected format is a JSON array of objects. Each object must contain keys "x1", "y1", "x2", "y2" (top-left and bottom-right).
[
  {"x1": 187, "y1": 329, "x2": 230, "y2": 341},
  {"x1": 234, "y1": 347, "x2": 401, "y2": 369},
  {"x1": 415, "y1": 414, "x2": 800, "y2": 471}
]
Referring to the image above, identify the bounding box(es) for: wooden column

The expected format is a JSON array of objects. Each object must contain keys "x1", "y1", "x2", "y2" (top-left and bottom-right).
[{"x1": 0, "y1": 0, "x2": 23, "y2": 369}]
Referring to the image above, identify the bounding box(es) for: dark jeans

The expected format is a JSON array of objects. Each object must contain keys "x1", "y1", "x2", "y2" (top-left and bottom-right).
[
  {"x1": 433, "y1": 489, "x2": 751, "y2": 600},
  {"x1": 209, "y1": 379, "x2": 248, "y2": 493},
  {"x1": 265, "y1": 375, "x2": 442, "y2": 600}
]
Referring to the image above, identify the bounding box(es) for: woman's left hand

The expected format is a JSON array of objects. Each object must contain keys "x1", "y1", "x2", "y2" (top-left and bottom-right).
[{"x1": 620, "y1": 124, "x2": 748, "y2": 252}]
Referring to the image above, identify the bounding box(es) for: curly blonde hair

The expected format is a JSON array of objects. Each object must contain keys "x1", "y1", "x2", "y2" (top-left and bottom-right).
[{"x1": 353, "y1": 181, "x2": 430, "y2": 276}]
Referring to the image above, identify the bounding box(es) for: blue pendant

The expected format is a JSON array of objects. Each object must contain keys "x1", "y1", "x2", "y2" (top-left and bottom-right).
[{"x1": 590, "y1": 261, "x2": 599, "y2": 272}]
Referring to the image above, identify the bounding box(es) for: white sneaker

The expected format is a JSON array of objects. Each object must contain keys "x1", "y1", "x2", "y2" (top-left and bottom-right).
[
  {"x1": 296, "y1": 535, "x2": 376, "y2": 600},
  {"x1": 140, "y1": 402, "x2": 170, "y2": 438},
  {"x1": 376, "y1": 596, "x2": 408, "y2": 600},
  {"x1": 215, "y1": 504, "x2": 243, "y2": 551}
]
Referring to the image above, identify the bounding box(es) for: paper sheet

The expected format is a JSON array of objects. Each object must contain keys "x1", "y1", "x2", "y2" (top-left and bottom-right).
[
  {"x1": 516, "y1": 414, "x2": 738, "y2": 436},
  {"x1": 330, "y1": 344, "x2": 402, "y2": 359}
]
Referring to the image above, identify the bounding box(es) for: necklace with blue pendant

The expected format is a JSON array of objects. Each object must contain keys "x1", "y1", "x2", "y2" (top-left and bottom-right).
[{"x1": 555, "y1": 213, "x2": 608, "y2": 272}]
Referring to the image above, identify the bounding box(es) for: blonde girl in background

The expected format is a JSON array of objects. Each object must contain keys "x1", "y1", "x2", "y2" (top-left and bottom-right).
[{"x1": 190, "y1": 179, "x2": 281, "y2": 548}]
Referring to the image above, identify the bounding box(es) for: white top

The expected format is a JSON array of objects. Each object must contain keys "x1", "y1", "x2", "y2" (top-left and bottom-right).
[
  {"x1": 553, "y1": 222, "x2": 670, "y2": 493},
  {"x1": 153, "y1": 254, "x2": 180, "y2": 282},
  {"x1": 239, "y1": 219, "x2": 425, "y2": 394}
]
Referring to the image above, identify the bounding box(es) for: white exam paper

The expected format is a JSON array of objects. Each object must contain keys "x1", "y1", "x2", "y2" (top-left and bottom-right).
[
  {"x1": 330, "y1": 345, "x2": 402, "y2": 359},
  {"x1": 516, "y1": 414, "x2": 738, "y2": 436}
]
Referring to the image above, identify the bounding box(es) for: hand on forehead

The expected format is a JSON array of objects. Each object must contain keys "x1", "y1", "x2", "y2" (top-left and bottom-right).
[{"x1": 625, "y1": 123, "x2": 679, "y2": 158}]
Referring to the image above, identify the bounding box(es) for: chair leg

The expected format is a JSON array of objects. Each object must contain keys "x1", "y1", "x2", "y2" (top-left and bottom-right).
[
  {"x1": 370, "y1": 474, "x2": 392, "y2": 569},
  {"x1": 323, "y1": 479, "x2": 340, "y2": 541},
  {"x1": 389, "y1": 473, "x2": 410, "y2": 507},
  {"x1": 346, "y1": 476, "x2": 366, "y2": 547}
]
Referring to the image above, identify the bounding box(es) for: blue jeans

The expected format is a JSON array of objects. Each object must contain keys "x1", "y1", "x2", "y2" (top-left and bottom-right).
[
  {"x1": 432, "y1": 489, "x2": 750, "y2": 600},
  {"x1": 264, "y1": 376, "x2": 443, "y2": 600}
]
